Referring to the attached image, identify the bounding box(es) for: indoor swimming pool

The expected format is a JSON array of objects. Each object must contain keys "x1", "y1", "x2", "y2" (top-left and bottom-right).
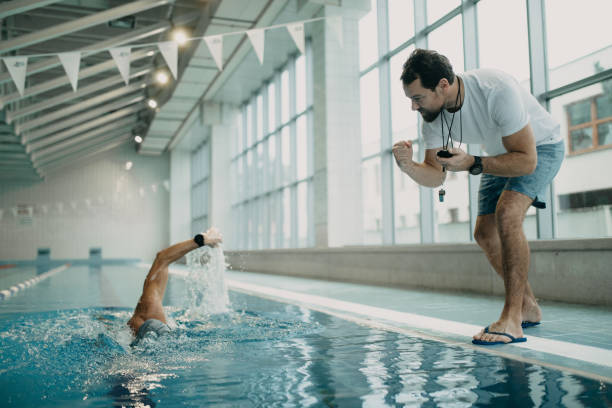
[{"x1": 1, "y1": 261, "x2": 610, "y2": 407}]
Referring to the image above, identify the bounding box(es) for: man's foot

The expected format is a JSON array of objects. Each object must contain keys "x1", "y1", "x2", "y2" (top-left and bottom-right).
[
  {"x1": 521, "y1": 297, "x2": 542, "y2": 327},
  {"x1": 472, "y1": 319, "x2": 524, "y2": 345}
]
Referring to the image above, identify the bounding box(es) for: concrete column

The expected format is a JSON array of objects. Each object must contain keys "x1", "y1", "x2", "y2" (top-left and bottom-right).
[
  {"x1": 311, "y1": 0, "x2": 370, "y2": 247},
  {"x1": 169, "y1": 147, "x2": 191, "y2": 242},
  {"x1": 209, "y1": 103, "x2": 237, "y2": 235}
]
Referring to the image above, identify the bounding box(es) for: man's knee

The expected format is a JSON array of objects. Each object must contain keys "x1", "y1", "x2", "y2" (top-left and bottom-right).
[
  {"x1": 495, "y1": 204, "x2": 525, "y2": 236},
  {"x1": 474, "y1": 216, "x2": 495, "y2": 246}
]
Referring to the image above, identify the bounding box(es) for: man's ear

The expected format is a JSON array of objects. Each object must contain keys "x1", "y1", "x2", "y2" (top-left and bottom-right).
[{"x1": 437, "y1": 77, "x2": 450, "y2": 91}]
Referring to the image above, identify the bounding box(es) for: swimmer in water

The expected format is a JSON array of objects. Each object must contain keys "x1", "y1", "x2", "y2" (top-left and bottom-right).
[{"x1": 127, "y1": 227, "x2": 223, "y2": 345}]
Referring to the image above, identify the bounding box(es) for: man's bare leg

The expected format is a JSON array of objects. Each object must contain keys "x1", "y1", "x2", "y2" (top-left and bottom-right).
[
  {"x1": 474, "y1": 214, "x2": 542, "y2": 324},
  {"x1": 127, "y1": 239, "x2": 198, "y2": 334},
  {"x1": 473, "y1": 190, "x2": 534, "y2": 343}
]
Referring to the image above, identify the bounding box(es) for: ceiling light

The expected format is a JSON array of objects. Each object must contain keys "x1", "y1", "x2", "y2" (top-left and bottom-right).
[
  {"x1": 155, "y1": 71, "x2": 169, "y2": 85},
  {"x1": 147, "y1": 99, "x2": 158, "y2": 109},
  {"x1": 125, "y1": 161, "x2": 133, "y2": 170},
  {"x1": 134, "y1": 135, "x2": 143, "y2": 143},
  {"x1": 172, "y1": 28, "x2": 189, "y2": 46}
]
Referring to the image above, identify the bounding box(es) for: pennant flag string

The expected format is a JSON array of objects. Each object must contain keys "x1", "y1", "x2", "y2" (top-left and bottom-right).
[
  {"x1": 1, "y1": 16, "x2": 341, "y2": 92},
  {"x1": 0, "y1": 16, "x2": 332, "y2": 60}
]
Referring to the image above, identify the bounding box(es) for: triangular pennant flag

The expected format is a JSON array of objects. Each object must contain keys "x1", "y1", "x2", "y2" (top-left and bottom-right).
[
  {"x1": 326, "y1": 16, "x2": 344, "y2": 47},
  {"x1": 58, "y1": 52, "x2": 81, "y2": 92},
  {"x1": 204, "y1": 35, "x2": 224, "y2": 71},
  {"x1": 246, "y1": 28, "x2": 265, "y2": 65},
  {"x1": 286, "y1": 22, "x2": 305, "y2": 54},
  {"x1": 3, "y1": 56, "x2": 28, "y2": 96},
  {"x1": 157, "y1": 41, "x2": 178, "y2": 79},
  {"x1": 109, "y1": 47, "x2": 131, "y2": 85}
]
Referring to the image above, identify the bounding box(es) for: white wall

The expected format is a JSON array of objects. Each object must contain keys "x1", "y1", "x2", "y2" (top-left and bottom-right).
[{"x1": 0, "y1": 145, "x2": 169, "y2": 262}]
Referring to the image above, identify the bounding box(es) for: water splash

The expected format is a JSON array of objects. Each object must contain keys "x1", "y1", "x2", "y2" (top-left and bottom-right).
[{"x1": 184, "y1": 245, "x2": 230, "y2": 318}]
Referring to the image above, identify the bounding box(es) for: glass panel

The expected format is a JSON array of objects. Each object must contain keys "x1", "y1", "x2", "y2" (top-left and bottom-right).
[
  {"x1": 393, "y1": 153, "x2": 421, "y2": 244},
  {"x1": 256, "y1": 94, "x2": 263, "y2": 141},
  {"x1": 281, "y1": 70, "x2": 290, "y2": 124},
  {"x1": 570, "y1": 128, "x2": 593, "y2": 151},
  {"x1": 359, "y1": 0, "x2": 378, "y2": 70},
  {"x1": 246, "y1": 150, "x2": 253, "y2": 198},
  {"x1": 296, "y1": 115, "x2": 307, "y2": 180},
  {"x1": 268, "y1": 133, "x2": 277, "y2": 189},
  {"x1": 427, "y1": 16, "x2": 464, "y2": 73},
  {"x1": 246, "y1": 103, "x2": 253, "y2": 148},
  {"x1": 234, "y1": 111, "x2": 242, "y2": 156},
  {"x1": 550, "y1": 84, "x2": 612, "y2": 238},
  {"x1": 283, "y1": 187, "x2": 292, "y2": 248},
  {"x1": 268, "y1": 82, "x2": 276, "y2": 133},
  {"x1": 281, "y1": 126, "x2": 291, "y2": 184},
  {"x1": 388, "y1": 0, "x2": 414, "y2": 51},
  {"x1": 546, "y1": 0, "x2": 612, "y2": 89},
  {"x1": 567, "y1": 100, "x2": 592, "y2": 126},
  {"x1": 478, "y1": 0, "x2": 530, "y2": 86},
  {"x1": 427, "y1": 0, "x2": 460, "y2": 25},
  {"x1": 598, "y1": 122, "x2": 612, "y2": 146},
  {"x1": 297, "y1": 181, "x2": 308, "y2": 247},
  {"x1": 390, "y1": 47, "x2": 418, "y2": 143},
  {"x1": 269, "y1": 192, "x2": 278, "y2": 249},
  {"x1": 360, "y1": 68, "x2": 381, "y2": 156},
  {"x1": 296, "y1": 54, "x2": 307, "y2": 113},
  {"x1": 596, "y1": 93, "x2": 612, "y2": 119},
  {"x1": 434, "y1": 171, "x2": 470, "y2": 243},
  {"x1": 257, "y1": 143, "x2": 264, "y2": 194},
  {"x1": 362, "y1": 157, "x2": 383, "y2": 244}
]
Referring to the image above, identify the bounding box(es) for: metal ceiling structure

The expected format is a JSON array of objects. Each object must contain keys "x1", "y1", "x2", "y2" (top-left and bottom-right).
[
  {"x1": 0, "y1": 0, "x2": 325, "y2": 181},
  {"x1": 0, "y1": 0, "x2": 221, "y2": 181}
]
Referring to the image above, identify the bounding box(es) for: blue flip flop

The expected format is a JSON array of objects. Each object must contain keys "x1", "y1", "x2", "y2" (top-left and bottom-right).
[
  {"x1": 472, "y1": 326, "x2": 527, "y2": 345},
  {"x1": 521, "y1": 321, "x2": 541, "y2": 328}
]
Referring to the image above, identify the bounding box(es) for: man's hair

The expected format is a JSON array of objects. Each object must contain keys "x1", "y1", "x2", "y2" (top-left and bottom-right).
[{"x1": 400, "y1": 49, "x2": 455, "y2": 91}]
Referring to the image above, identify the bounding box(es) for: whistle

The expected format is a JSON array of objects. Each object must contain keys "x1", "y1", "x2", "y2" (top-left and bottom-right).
[{"x1": 438, "y1": 189, "x2": 446, "y2": 202}]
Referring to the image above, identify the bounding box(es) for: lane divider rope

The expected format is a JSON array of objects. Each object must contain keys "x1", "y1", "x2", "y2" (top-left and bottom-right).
[{"x1": 0, "y1": 264, "x2": 70, "y2": 300}]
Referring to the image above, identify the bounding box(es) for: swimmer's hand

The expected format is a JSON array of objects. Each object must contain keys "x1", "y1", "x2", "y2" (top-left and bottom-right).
[{"x1": 203, "y1": 226, "x2": 223, "y2": 247}]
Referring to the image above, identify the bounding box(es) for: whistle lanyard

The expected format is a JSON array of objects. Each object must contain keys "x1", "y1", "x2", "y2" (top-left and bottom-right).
[
  {"x1": 439, "y1": 77, "x2": 463, "y2": 203},
  {"x1": 440, "y1": 77, "x2": 463, "y2": 152}
]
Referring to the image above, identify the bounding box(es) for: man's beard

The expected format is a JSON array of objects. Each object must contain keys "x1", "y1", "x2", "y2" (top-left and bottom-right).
[{"x1": 419, "y1": 108, "x2": 441, "y2": 123}]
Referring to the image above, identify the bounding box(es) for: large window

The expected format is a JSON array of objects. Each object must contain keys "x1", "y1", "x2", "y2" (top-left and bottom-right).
[
  {"x1": 545, "y1": 0, "x2": 612, "y2": 89},
  {"x1": 230, "y1": 49, "x2": 314, "y2": 249},
  {"x1": 357, "y1": 0, "x2": 612, "y2": 243}
]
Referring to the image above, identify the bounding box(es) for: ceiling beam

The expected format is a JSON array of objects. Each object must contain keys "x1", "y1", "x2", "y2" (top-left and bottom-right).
[
  {"x1": 0, "y1": 12, "x2": 199, "y2": 86},
  {"x1": 0, "y1": 0, "x2": 64, "y2": 19},
  {"x1": 0, "y1": 48, "x2": 155, "y2": 107},
  {"x1": 0, "y1": 0, "x2": 171, "y2": 54},
  {"x1": 27, "y1": 104, "x2": 143, "y2": 153},
  {"x1": 7, "y1": 67, "x2": 151, "y2": 123},
  {"x1": 22, "y1": 95, "x2": 144, "y2": 143},
  {"x1": 32, "y1": 118, "x2": 137, "y2": 163},
  {"x1": 38, "y1": 135, "x2": 132, "y2": 176},
  {"x1": 34, "y1": 128, "x2": 134, "y2": 168},
  {"x1": 16, "y1": 80, "x2": 148, "y2": 133}
]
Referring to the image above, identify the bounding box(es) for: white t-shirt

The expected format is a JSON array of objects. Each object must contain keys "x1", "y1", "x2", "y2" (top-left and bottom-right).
[{"x1": 422, "y1": 69, "x2": 561, "y2": 156}]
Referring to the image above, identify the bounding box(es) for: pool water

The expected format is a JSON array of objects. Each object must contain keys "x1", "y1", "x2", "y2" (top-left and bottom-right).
[{"x1": 0, "y1": 263, "x2": 610, "y2": 407}]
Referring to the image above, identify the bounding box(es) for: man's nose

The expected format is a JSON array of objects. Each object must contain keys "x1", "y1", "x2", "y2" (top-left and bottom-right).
[{"x1": 411, "y1": 100, "x2": 419, "y2": 111}]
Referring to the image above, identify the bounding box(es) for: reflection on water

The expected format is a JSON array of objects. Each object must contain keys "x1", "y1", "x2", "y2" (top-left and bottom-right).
[{"x1": 0, "y1": 299, "x2": 610, "y2": 406}]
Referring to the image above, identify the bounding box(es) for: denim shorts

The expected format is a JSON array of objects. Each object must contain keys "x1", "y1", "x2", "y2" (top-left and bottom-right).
[{"x1": 478, "y1": 141, "x2": 565, "y2": 216}]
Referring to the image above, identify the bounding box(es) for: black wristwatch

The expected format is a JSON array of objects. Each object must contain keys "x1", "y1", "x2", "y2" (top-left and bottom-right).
[
  {"x1": 194, "y1": 233, "x2": 205, "y2": 247},
  {"x1": 468, "y1": 155, "x2": 483, "y2": 175}
]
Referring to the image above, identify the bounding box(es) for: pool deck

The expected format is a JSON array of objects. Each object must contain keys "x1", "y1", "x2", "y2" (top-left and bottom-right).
[{"x1": 221, "y1": 268, "x2": 612, "y2": 383}]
